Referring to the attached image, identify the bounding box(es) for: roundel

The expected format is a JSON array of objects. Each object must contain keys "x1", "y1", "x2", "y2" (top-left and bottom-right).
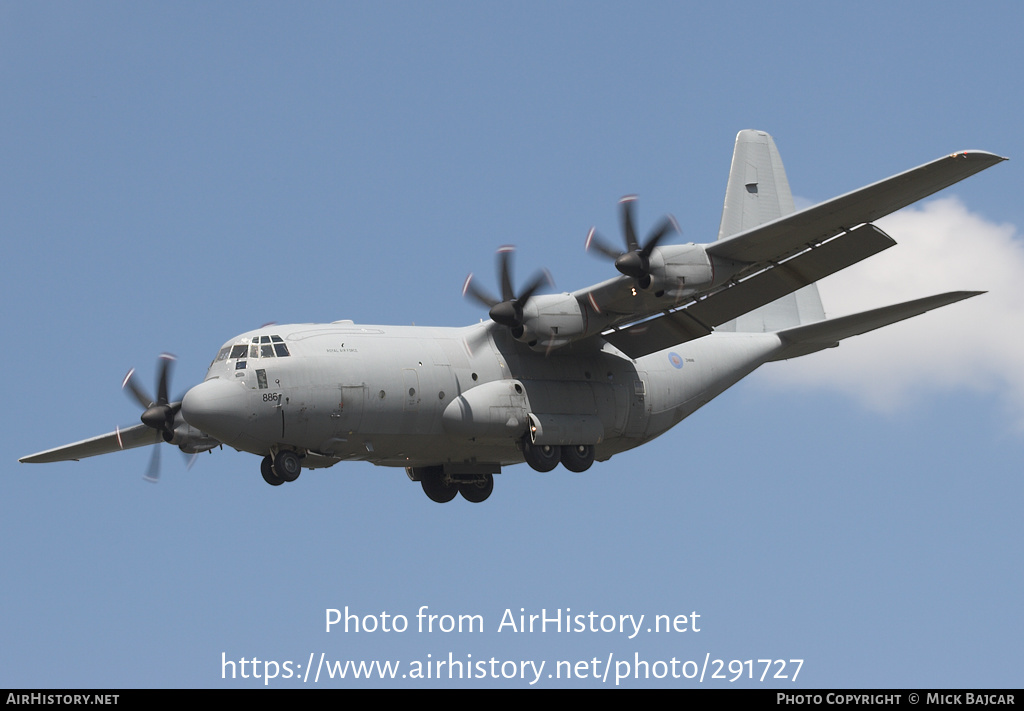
[{"x1": 668, "y1": 352, "x2": 684, "y2": 369}]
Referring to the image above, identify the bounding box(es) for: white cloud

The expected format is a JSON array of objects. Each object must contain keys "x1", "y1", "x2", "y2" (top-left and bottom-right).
[{"x1": 760, "y1": 197, "x2": 1024, "y2": 424}]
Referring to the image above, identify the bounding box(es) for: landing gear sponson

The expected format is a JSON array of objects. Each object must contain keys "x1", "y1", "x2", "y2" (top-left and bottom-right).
[
  {"x1": 408, "y1": 439, "x2": 596, "y2": 503},
  {"x1": 258, "y1": 441, "x2": 595, "y2": 498}
]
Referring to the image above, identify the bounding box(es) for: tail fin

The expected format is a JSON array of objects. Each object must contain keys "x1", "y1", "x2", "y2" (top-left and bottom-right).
[{"x1": 716, "y1": 130, "x2": 825, "y2": 332}]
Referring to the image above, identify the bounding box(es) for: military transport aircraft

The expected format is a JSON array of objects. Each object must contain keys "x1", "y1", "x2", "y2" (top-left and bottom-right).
[{"x1": 20, "y1": 131, "x2": 1007, "y2": 503}]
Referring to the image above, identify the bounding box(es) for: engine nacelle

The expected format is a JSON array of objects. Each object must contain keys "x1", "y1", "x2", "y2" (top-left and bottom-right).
[
  {"x1": 511, "y1": 293, "x2": 587, "y2": 351},
  {"x1": 638, "y1": 243, "x2": 716, "y2": 298},
  {"x1": 167, "y1": 421, "x2": 221, "y2": 454}
]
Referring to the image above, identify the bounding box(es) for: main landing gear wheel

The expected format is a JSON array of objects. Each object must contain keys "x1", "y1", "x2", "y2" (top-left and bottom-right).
[
  {"x1": 523, "y1": 440, "x2": 560, "y2": 472},
  {"x1": 273, "y1": 450, "x2": 302, "y2": 482},
  {"x1": 459, "y1": 474, "x2": 494, "y2": 503},
  {"x1": 261, "y1": 456, "x2": 283, "y2": 486},
  {"x1": 420, "y1": 467, "x2": 458, "y2": 503},
  {"x1": 560, "y1": 444, "x2": 595, "y2": 473}
]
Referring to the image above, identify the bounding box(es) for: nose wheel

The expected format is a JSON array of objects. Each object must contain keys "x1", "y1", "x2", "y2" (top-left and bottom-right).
[
  {"x1": 260, "y1": 451, "x2": 302, "y2": 486},
  {"x1": 261, "y1": 456, "x2": 283, "y2": 486}
]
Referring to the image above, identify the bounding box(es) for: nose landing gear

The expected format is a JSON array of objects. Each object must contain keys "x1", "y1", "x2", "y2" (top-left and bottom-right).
[{"x1": 260, "y1": 450, "x2": 303, "y2": 486}]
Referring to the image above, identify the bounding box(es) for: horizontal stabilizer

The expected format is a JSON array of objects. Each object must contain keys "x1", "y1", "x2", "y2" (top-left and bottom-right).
[
  {"x1": 603, "y1": 223, "x2": 894, "y2": 358},
  {"x1": 768, "y1": 291, "x2": 984, "y2": 361},
  {"x1": 708, "y1": 151, "x2": 1007, "y2": 265},
  {"x1": 19, "y1": 423, "x2": 163, "y2": 463}
]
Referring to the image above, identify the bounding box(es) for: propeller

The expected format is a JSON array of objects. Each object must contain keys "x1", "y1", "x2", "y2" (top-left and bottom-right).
[
  {"x1": 586, "y1": 195, "x2": 678, "y2": 284},
  {"x1": 462, "y1": 245, "x2": 553, "y2": 329},
  {"x1": 122, "y1": 353, "x2": 182, "y2": 482}
]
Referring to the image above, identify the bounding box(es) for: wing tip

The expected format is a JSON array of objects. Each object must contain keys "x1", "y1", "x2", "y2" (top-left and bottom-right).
[
  {"x1": 949, "y1": 290, "x2": 987, "y2": 304},
  {"x1": 18, "y1": 453, "x2": 66, "y2": 464},
  {"x1": 951, "y1": 150, "x2": 1009, "y2": 164}
]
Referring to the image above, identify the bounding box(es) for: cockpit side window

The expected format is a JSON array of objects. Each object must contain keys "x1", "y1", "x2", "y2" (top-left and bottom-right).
[
  {"x1": 229, "y1": 345, "x2": 248, "y2": 359},
  {"x1": 267, "y1": 335, "x2": 290, "y2": 357}
]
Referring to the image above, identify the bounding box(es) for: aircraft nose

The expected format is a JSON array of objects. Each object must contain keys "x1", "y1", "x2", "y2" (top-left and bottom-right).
[{"x1": 181, "y1": 378, "x2": 249, "y2": 444}]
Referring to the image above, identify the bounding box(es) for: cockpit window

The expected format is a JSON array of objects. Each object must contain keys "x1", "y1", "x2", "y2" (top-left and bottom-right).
[{"x1": 219, "y1": 336, "x2": 290, "y2": 364}]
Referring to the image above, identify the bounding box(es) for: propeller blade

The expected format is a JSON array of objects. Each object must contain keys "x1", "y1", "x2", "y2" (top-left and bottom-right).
[
  {"x1": 156, "y1": 353, "x2": 176, "y2": 406},
  {"x1": 181, "y1": 450, "x2": 198, "y2": 471},
  {"x1": 640, "y1": 215, "x2": 678, "y2": 257},
  {"x1": 124, "y1": 353, "x2": 194, "y2": 483},
  {"x1": 462, "y1": 274, "x2": 499, "y2": 308},
  {"x1": 517, "y1": 269, "x2": 554, "y2": 305},
  {"x1": 497, "y1": 245, "x2": 516, "y2": 302},
  {"x1": 585, "y1": 227, "x2": 623, "y2": 261},
  {"x1": 592, "y1": 196, "x2": 679, "y2": 282},
  {"x1": 130, "y1": 356, "x2": 182, "y2": 446},
  {"x1": 122, "y1": 369, "x2": 153, "y2": 409},
  {"x1": 144, "y1": 443, "x2": 161, "y2": 483},
  {"x1": 465, "y1": 246, "x2": 553, "y2": 330},
  {"x1": 619, "y1": 195, "x2": 639, "y2": 252}
]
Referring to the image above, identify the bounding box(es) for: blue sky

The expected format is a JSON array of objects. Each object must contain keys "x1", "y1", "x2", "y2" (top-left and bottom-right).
[{"x1": 2, "y1": 1, "x2": 1021, "y2": 688}]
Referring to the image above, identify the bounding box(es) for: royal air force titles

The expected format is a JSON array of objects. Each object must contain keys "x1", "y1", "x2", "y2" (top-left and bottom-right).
[{"x1": 326, "y1": 606, "x2": 701, "y2": 640}]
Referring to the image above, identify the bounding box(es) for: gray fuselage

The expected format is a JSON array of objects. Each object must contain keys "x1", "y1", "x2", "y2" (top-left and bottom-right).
[{"x1": 192, "y1": 320, "x2": 783, "y2": 471}]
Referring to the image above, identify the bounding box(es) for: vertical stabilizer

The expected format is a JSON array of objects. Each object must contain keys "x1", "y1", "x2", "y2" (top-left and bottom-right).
[
  {"x1": 716, "y1": 130, "x2": 825, "y2": 332},
  {"x1": 717, "y1": 129, "x2": 795, "y2": 240}
]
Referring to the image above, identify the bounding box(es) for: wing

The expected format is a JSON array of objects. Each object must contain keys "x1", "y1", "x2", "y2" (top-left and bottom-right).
[
  {"x1": 601, "y1": 223, "x2": 895, "y2": 357},
  {"x1": 581, "y1": 150, "x2": 1006, "y2": 358},
  {"x1": 19, "y1": 423, "x2": 163, "y2": 464},
  {"x1": 707, "y1": 150, "x2": 1006, "y2": 264}
]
